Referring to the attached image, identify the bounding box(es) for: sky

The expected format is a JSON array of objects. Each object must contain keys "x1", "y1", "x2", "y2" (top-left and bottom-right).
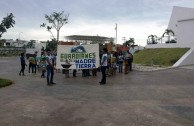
[{"x1": 0, "y1": 0, "x2": 194, "y2": 46}]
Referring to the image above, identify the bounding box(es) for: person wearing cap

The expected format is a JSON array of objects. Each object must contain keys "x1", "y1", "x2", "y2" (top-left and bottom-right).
[{"x1": 99, "y1": 48, "x2": 108, "y2": 85}]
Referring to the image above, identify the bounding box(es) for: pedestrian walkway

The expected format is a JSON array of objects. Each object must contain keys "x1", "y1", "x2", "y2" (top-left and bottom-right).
[
  {"x1": 179, "y1": 64, "x2": 194, "y2": 70},
  {"x1": 0, "y1": 57, "x2": 194, "y2": 126}
]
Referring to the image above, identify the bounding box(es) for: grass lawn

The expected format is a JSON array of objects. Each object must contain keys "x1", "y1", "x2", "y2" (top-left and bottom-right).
[
  {"x1": 133, "y1": 48, "x2": 190, "y2": 67},
  {"x1": 0, "y1": 78, "x2": 13, "y2": 88}
]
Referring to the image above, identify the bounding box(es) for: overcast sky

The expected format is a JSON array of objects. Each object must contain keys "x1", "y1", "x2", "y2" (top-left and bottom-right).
[{"x1": 0, "y1": 0, "x2": 194, "y2": 46}]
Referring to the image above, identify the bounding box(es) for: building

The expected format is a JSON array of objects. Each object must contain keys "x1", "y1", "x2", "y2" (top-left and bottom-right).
[
  {"x1": 146, "y1": 6, "x2": 194, "y2": 66},
  {"x1": 65, "y1": 35, "x2": 114, "y2": 45}
]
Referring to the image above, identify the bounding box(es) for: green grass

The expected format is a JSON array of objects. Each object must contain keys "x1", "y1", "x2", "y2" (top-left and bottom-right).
[
  {"x1": 133, "y1": 48, "x2": 190, "y2": 67},
  {"x1": 0, "y1": 78, "x2": 13, "y2": 88}
]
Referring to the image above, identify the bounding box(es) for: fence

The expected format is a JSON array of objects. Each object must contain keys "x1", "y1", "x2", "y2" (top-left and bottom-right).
[{"x1": 0, "y1": 47, "x2": 25, "y2": 56}]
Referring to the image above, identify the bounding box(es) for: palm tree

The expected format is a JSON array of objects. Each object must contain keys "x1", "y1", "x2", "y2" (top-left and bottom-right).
[
  {"x1": 162, "y1": 29, "x2": 174, "y2": 43},
  {"x1": 0, "y1": 13, "x2": 15, "y2": 38},
  {"x1": 125, "y1": 38, "x2": 135, "y2": 47},
  {"x1": 147, "y1": 35, "x2": 158, "y2": 44}
]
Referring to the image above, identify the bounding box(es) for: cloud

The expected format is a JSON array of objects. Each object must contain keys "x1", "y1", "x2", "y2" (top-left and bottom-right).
[{"x1": 1, "y1": 0, "x2": 194, "y2": 46}]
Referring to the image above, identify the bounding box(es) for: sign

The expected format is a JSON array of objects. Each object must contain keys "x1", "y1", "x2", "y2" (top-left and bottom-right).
[{"x1": 56, "y1": 44, "x2": 99, "y2": 69}]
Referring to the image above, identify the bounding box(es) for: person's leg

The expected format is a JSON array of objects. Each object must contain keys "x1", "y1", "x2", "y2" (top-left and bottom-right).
[
  {"x1": 118, "y1": 62, "x2": 121, "y2": 72},
  {"x1": 125, "y1": 60, "x2": 129, "y2": 74},
  {"x1": 28, "y1": 63, "x2": 30, "y2": 73},
  {"x1": 47, "y1": 66, "x2": 51, "y2": 85},
  {"x1": 50, "y1": 67, "x2": 55, "y2": 84},
  {"x1": 130, "y1": 58, "x2": 133, "y2": 71},
  {"x1": 34, "y1": 64, "x2": 37, "y2": 74},
  {"x1": 121, "y1": 62, "x2": 123, "y2": 73},
  {"x1": 32, "y1": 64, "x2": 34, "y2": 73},
  {"x1": 100, "y1": 66, "x2": 106, "y2": 84},
  {"x1": 21, "y1": 64, "x2": 25, "y2": 75},
  {"x1": 102, "y1": 66, "x2": 107, "y2": 83},
  {"x1": 19, "y1": 65, "x2": 22, "y2": 76},
  {"x1": 73, "y1": 69, "x2": 76, "y2": 77},
  {"x1": 41, "y1": 70, "x2": 44, "y2": 77}
]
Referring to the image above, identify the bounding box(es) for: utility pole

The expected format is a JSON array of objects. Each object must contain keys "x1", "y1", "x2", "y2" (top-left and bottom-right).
[
  {"x1": 18, "y1": 32, "x2": 22, "y2": 47},
  {"x1": 115, "y1": 23, "x2": 117, "y2": 51},
  {"x1": 115, "y1": 23, "x2": 117, "y2": 45}
]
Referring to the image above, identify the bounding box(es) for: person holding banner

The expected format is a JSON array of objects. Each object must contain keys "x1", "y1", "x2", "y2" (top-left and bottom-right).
[
  {"x1": 46, "y1": 50, "x2": 56, "y2": 86},
  {"x1": 99, "y1": 48, "x2": 108, "y2": 85}
]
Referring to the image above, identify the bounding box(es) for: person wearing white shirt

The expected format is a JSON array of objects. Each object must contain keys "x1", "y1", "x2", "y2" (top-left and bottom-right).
[
  {"x1": 128, "y1": 46, "x2": 135, "y2": 71},
  {"x1": 46, "y1": 50, "x2": 56, "y2": 86},
  {"x1": 99, "y1": 48, "x2": 108, "y2": 85},
  {"x1": 129, "y1": 46, "x2": 135, "y2": 55}
]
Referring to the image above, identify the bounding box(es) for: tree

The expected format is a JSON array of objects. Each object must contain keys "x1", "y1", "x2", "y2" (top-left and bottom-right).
[
  {"x1": 162, "y1": 29, "x2": 174, "y2": 43},
  {"x1": 0, "y1": 39, "x2": 6, "y2": 47},
  {"x1": 0, "y1": 13, "x2": 15, "y2": 38},
  {"x1": 125, "y1": 38, "x2": 135, "y2": 47},
  {"x1": 45, "y1": 39, "x2": 58, "y2": 51},
  {"x1": 40, "y1": 11, "x2": 69, "y2": 43},
  {"x1": 147, "y1": 35, "x2": 157, "y2": 44},
  {"x1": 26, "y1": 40, "x2": 36, "y2": 48}
]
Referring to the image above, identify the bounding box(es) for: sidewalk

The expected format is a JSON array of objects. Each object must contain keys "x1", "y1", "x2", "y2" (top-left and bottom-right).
[{"x1": 0, "y1": 57, "x2": 194, "y2": 126}]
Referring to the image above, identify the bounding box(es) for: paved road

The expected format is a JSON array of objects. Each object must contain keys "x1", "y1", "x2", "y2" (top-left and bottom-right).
[{"x1": 0, "y1": 57, "x2": 194, "y2": 126}]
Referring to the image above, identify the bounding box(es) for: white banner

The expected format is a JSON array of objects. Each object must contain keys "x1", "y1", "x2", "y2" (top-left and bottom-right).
[{"x1": 56, "y1": 44, "x2": 99, "y2": 69}]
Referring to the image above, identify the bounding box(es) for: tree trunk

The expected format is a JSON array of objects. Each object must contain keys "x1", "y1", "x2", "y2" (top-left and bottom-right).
[
  {"x1": 168, "y1": 36, "x2": 170, "y2": 43},
  {"x1": 57, "y1": 30, "x2": 59, "y2": 43}
]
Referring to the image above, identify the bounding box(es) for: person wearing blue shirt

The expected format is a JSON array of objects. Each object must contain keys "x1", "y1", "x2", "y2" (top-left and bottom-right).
[{"x1": 19, "y1": 53, "x2": 27, "y2": 76}]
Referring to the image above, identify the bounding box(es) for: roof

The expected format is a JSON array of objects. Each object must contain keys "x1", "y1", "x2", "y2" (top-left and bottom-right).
[{"x1": 65, "y1": 35, "x2": 114, "y2": 42}]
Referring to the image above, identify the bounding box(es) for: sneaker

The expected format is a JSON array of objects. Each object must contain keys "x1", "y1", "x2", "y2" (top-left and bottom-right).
[{"x1": 51, "y1": 82, "x2": 56, "y2": 84}]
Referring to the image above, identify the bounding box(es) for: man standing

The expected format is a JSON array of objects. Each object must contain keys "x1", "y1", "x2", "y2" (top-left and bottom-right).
[
  {"x1": 46, "y1": 50, "x2": 56, "y2": 86},
  {"x1": 99, "y1": 48, "x2": 108, "y2": 85},
  {"x1": 19, "y1": 53, "x2": 26, "y2": 76}
]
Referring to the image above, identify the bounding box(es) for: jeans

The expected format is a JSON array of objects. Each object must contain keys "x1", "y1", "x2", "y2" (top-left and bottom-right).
[
  {"x1": 47, "y1": 65, "x2": 54, "y2": 84},
  {"x1": 19, "y1": 64, "x2": 25, "y2": 75},
  {"x1": 101, "y1": 66, "x2": 107, "y2": 83},
  {"x1": 32, "y1": 64, "x2": 36, "y2": 73},
  {"x1": 118, "y1": 61, "x2": 123, "y2": 72}
]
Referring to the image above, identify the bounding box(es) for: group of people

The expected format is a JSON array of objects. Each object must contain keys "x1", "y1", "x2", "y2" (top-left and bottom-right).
[
  {"x1": 99, "y1": 46, "x2": 135, "y2": 85},
  {"x1": 19, "y1": 50, "x2": 56, "y2": 86},
  {"x1": 19, "y1": 46, "x2": 135, "y2": 86}
]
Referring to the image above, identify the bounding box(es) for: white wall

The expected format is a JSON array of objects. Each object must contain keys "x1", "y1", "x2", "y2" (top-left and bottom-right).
[
  {"x1": 168, "y1": 6, "x2": 194, "y2": 37},
  {"x1": 177, "y1": 19, "x2": 194, "y2": 48},
  {"x1": 146, "y1": 43, "x2": 181, "y2": 48},
  {"x1": 173, "y1": 48, "x2": 194, "y2": 67}
]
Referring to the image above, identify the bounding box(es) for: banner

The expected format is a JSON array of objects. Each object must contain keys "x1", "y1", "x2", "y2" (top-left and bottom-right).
[{"x1": 56, "y1": 44, "x2": 99, "y2": 69}]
